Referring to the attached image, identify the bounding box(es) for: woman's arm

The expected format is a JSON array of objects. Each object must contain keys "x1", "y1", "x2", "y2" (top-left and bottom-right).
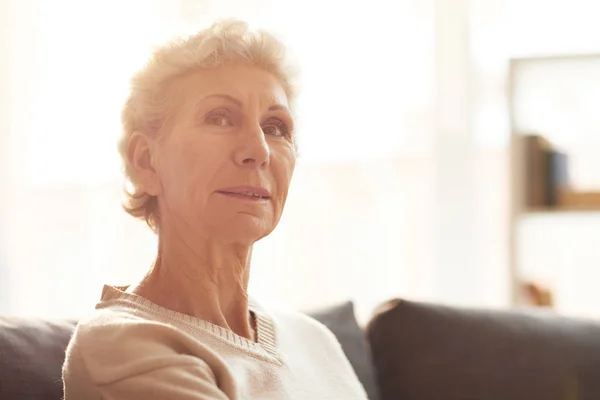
[{"x1": 63, "y1": 314, "x2": 235, "y2": 399}]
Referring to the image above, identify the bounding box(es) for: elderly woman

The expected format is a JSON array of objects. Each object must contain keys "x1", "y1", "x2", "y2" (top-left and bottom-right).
[{"x1": 62, "y1": 20, "x2": 368, "y2": 400}]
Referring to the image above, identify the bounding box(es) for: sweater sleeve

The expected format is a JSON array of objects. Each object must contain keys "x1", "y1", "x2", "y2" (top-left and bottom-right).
[{"x1": 63, "y1": 312, "x2": 236, "y2": 400}]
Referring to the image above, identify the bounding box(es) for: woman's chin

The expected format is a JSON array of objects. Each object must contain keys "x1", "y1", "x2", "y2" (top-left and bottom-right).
[{"x1": 219, "y1": 216, "x2": 274, "y2": 244}]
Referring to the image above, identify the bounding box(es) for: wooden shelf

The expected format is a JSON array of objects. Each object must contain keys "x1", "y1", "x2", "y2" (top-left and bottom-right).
[
  {"x1": 523, "y1": 192, "x2": 600, "y2": 214},
  {"x1": 523, "y1": 206, "x2": 600, "y2": 214}
]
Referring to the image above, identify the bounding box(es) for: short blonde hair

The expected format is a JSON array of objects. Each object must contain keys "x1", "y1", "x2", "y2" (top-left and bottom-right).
[{"x1": 118, "y1": 20, "x2": 298, "y2": 231}]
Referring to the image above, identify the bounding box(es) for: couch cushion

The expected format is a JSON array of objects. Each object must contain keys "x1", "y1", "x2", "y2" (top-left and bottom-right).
[
  {"x1": 310, "y1": 301, "x2": 381, "y2": 400},
  {"x1": 0, "y1": 318, "x2": 76, "y2": 400},
  {"x1": 367, "y1": 299, "x2": 600, "y2": 400}
]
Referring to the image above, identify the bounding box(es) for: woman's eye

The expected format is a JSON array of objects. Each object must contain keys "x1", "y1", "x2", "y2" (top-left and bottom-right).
[
  {"x1": 262, "y1": 119, "x2": 290, "y2": 137},
  {"x1": 206, "y1": 112, "x2": 233, "y2": 127}
]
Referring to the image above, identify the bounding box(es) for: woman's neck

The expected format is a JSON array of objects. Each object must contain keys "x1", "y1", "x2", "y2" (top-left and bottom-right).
[{"x1": 130, "y1": 230, "x2": 255, "y2": 340}]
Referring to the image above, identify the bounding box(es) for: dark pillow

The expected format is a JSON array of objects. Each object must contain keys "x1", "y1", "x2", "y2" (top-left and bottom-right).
[
  {"x1": 309, "y1": 301, "x2": 381, "y2": 400},
  {"x1": 367, "y1": 299, "x2": 600, "y2": 400},
  {"x1": 0, "y1": 318, "x2": 76, "y2": 400}
]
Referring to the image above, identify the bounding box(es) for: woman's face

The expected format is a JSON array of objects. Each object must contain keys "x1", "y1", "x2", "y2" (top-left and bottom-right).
[{"x1": 152, "y1": 64, "x2": 296, "y2": 244}]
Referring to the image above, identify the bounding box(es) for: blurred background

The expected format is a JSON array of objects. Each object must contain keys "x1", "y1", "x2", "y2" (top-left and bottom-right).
[{"x1": 1, "y1": 0, "x2": 600, "y2": 323}]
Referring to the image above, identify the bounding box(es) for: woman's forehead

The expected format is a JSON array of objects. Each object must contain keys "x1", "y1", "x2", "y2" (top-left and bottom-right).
[{"x1": 175, "y1": 65, "x2": 289, "y2": 107}]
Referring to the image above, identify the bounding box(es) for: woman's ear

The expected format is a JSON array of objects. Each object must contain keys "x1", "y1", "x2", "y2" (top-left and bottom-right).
[{"x1": 128, "y1": 131, "x2": 162, "y2": 196}]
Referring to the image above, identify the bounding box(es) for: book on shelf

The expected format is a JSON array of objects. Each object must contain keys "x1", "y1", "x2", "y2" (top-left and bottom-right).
[
  {"x1": 546, "y1": 150, "x2": 570, "y2": 206},
  {"x1": 522, "y1": 134, "x2": 570, "y2": 208}
]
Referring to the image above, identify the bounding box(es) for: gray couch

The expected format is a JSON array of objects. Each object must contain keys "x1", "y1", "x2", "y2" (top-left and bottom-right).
[{"x1": 1, "y1": 299, "x2": 600, "y2": 400}]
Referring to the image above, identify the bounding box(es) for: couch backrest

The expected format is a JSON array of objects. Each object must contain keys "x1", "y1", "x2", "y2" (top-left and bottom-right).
[
  {"x1": 367, "y1": 299, "x2": 600, "y2": 400},
  {"x1": 5, "y1": 301, "x2": 600, "y2": 400},
  {"x1": 0, "y1": 318, "x2": 76, "y2": 400}
]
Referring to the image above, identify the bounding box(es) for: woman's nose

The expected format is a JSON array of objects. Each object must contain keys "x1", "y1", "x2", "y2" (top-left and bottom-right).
[{"x1": 233, "y1": 125, "x2": 270, "y2": 168}]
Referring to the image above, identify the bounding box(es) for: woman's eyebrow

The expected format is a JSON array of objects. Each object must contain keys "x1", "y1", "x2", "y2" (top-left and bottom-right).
[{"x1": 268, "y1": 104, "x2": 291, "y2": 113}]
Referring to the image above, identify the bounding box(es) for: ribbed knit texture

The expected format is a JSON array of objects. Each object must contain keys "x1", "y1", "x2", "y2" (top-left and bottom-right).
[{"x1": 62, "y1": 285, "x2": 368, "y2": 400}]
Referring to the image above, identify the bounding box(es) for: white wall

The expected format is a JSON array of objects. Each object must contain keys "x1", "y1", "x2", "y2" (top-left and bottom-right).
[{"x1": 0, "y1": 0, "x2": 12, "y2": 312}]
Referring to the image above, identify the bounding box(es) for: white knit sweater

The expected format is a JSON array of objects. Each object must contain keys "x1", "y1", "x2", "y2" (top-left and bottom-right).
[{"x1": 62, "y1": 285, "x2": 368, "y2": 399}]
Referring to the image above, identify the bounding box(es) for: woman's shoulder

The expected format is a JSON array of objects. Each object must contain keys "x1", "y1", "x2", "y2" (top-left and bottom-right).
[
  {"x1": 65, "y1": 305, "x2": 217, "y2": 387},
  {"x1": 69, "y1": 305, "x2": 177, "y2": 363},
  {"x1": 62, "y1": 301, "x2": 235, "y2": 399},
  {"x1": 71, "y1": 284, "x2": 203, "y2": 347},
  {"x1": 73, "y1": 304, "x2": 157, "y2": 341}
]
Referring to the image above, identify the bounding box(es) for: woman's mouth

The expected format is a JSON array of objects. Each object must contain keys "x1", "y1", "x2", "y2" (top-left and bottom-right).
[{"x1": 216, "y1": 186, "x2": 271, "y2": 202}]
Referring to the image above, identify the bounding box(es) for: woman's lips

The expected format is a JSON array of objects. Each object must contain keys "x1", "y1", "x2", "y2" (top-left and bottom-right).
[{"x1": 216, "y1": 186, "x2": 270, "y2": 202}]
